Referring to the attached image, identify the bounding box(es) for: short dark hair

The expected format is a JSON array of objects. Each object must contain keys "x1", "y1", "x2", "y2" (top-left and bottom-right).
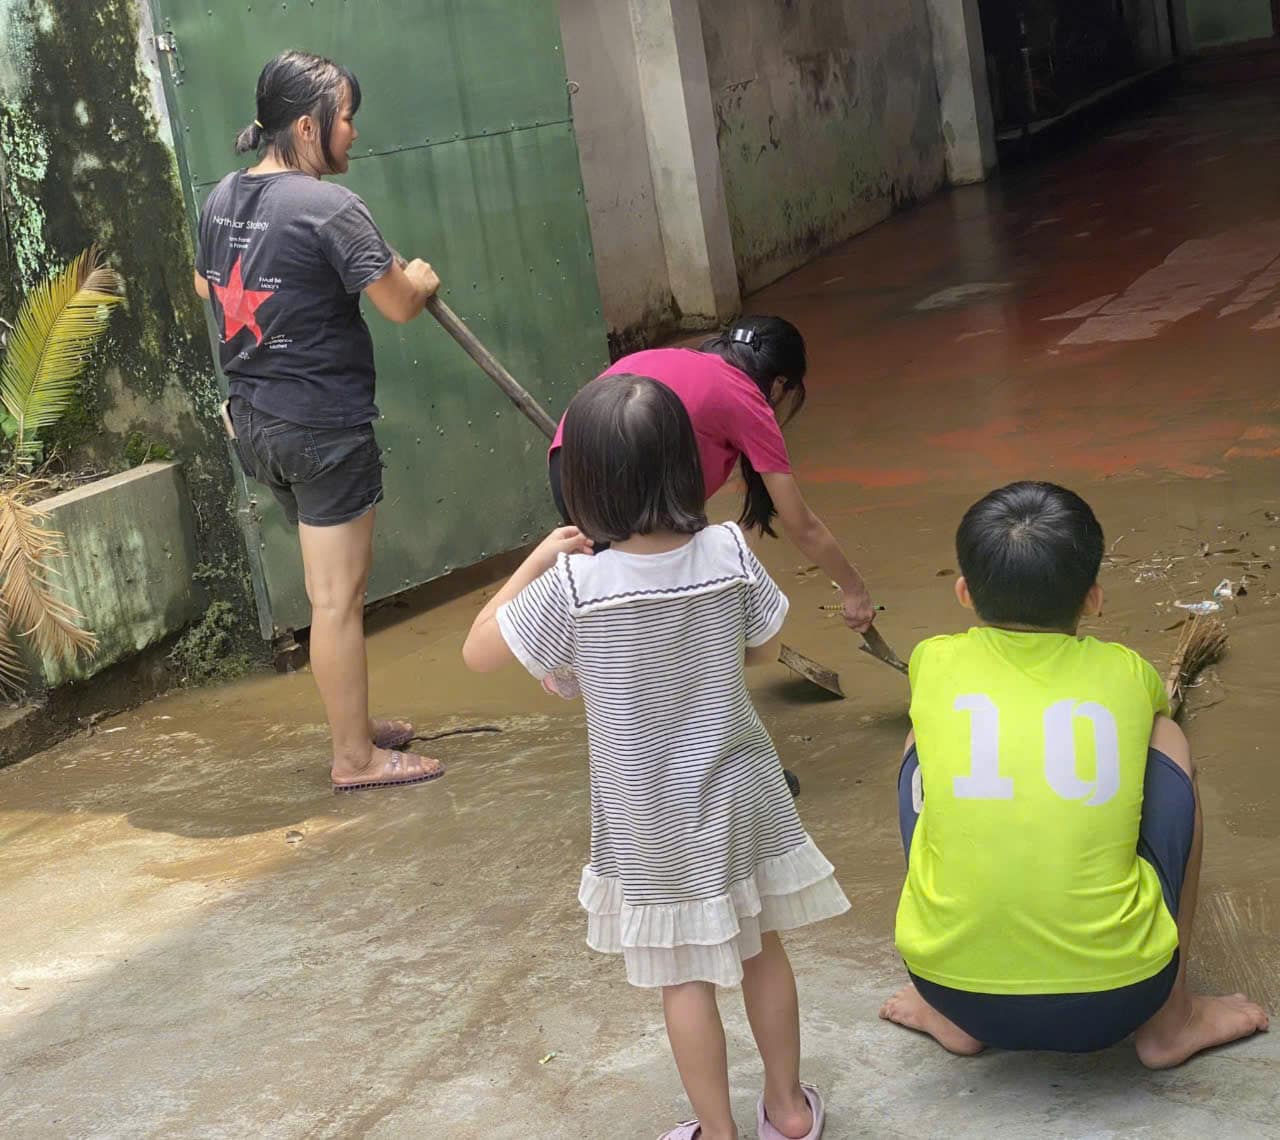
[
  {"x1": 235, "y1": 50, "x2": 361, "y2": 171},
  {"x1": 700, "y1": 315, "x2": 807, "y2": 536},
  {"x1": 560, "y1": 375, "x2": 708, "y2": 544},
  {"x1": 956, "y1": 481, "x2": 1104, "y2": 631}
]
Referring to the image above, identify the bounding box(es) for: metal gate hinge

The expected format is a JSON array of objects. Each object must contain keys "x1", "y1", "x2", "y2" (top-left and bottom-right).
[{"x1": 154, "y1": 31, "x2": 184, "y2": 84}]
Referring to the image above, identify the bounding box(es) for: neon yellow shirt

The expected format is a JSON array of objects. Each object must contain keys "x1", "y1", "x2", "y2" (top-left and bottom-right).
[{"x1": 895, "y1": 627, "x2": 1178, "y2": 994}]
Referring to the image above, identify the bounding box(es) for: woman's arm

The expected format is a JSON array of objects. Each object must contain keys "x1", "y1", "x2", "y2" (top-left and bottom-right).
[
  {"x1": 762, "y1": 470, "x2": 875, "y2": 631},
  {"x1": 364, "y1": 258, "x2": 439, "y2": 324},
  {"x1": 193, "y1": 271, "x2": 210, "y2": 301}
]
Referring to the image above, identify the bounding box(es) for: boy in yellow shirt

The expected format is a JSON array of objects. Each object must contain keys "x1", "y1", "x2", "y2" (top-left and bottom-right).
[{"x1": 881, "y1": 481, "x2": 1268, "y2": 1065}]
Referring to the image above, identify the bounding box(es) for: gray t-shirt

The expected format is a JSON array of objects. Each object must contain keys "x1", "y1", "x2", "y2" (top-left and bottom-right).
[{"x1": 196, "y1": 170, "x2": 393, "y2": 428}]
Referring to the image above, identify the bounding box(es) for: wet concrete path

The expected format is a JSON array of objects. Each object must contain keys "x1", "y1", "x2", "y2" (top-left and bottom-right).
[{"x1": 3, "y1": 76, "x2": 1278, "y2": 1137}]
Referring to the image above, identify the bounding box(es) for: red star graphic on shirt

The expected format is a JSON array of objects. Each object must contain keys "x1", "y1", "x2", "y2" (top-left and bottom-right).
[{"x1": 211, "y1": 257, "x2": 274, "y2": 344}]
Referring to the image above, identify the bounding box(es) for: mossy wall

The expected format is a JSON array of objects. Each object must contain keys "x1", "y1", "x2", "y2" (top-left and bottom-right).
[{"x1": 0, "y1": 0, "x2": 259, "y2": 666}]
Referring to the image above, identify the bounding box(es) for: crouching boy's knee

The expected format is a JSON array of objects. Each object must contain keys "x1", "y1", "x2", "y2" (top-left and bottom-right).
[{"x1": 1151, "y1": 715, "x2": 1193, "y2": 779}]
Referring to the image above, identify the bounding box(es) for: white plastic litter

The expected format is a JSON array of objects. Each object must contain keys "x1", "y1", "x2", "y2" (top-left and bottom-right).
[{"x1": 1175, "y1": 600, "x2": 1223, "y2": 615}]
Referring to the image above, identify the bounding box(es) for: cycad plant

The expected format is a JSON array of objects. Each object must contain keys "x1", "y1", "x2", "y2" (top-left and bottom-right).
[{"x1": 0, "y1": 247, "x2": 124, "y2": 693}]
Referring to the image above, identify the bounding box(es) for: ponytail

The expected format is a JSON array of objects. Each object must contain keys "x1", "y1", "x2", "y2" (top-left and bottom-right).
[
  {"x1": 700, "y1": 315, "x2": 808, "y2": 537},
  {"x1": 737, "y1": 456, "x2": 778, "y2": 537},
  {"x1": 234, "y1": 119, "x2": 264, "y2": 154}
]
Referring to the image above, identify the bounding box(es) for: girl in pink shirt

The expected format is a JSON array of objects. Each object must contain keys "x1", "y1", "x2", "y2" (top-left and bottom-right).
[{"x1": 549, "y1": 316, "x2": 875, "y2": 630}]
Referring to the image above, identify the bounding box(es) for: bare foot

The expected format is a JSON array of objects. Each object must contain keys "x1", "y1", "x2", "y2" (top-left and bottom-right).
[
  {"x1": 879, "y1": 984, "x2": 985, "y2": 1055},
  {"x1": 1136, "y1": 993, "x2": 1269, "y2": 1069},
  {"x1": 332, "y1": 747, "x2": 444, "y2": 791},
  {"x1": 762, "y1": 1086, "x2": 812, "y2": 1139}
]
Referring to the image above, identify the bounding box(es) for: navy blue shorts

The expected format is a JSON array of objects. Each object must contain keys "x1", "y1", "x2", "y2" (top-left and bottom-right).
[
  {"x1": 897, "y1": 745, "x2": 1196, "y2": 1052},
  {"x1": 229, "y1": 397, "x2": 383, "y2": 527}
]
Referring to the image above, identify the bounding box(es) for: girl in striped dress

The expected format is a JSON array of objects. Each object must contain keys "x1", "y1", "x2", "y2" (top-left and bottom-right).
[{"x1": 464, "y1": 376, "x2": 848, "y2": 1140}]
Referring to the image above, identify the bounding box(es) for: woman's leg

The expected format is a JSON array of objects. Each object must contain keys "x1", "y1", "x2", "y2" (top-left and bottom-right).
[
  {"x1": 1134, "y1": 718, "x2": 1269, "y2": 1067},
  {"x1": 662, "y1": 981, "x2": 737, "y2": 1140},
  {"x1": 740, "y1": 933, "x2": 812, "y2": 1139},
  {"x1": 298, "y1": 509, "x2": 442, "y2": 783}
]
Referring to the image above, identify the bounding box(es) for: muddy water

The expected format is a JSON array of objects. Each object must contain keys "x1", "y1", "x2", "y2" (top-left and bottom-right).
[{"x1": 1, "y1": 78, "x2": 1278, "y2": 1133}]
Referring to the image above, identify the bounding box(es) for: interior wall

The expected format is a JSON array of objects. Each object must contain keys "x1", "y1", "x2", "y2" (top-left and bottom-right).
[
  {"x1": 1125, "y1": 0, "x2": 1177, "y2": 63},
  {"x1": 1183, "y1": 0, "x2": 1274, "y2": 48},
  {"x1": 699, "y1": 0, "x2": 946, "y2": 294}
]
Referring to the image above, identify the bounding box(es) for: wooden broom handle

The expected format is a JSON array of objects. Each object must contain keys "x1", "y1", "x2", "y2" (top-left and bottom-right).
[
  {"x1": 425, "y1": 295, "x2": 558, "y2": 440},
  {"x1": 390, "y1": 251, "x2": 559, "y2": 440}
]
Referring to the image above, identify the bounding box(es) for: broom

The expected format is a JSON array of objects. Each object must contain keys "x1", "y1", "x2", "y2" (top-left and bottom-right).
[{"x1": 1163, "y1": 613, "x2": 1228, "y2": 720}]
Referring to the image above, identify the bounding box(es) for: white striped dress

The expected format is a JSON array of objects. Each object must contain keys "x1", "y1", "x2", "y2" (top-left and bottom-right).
[{"x1": 497, "y1": 522, "x2": 850, "y2": 987}]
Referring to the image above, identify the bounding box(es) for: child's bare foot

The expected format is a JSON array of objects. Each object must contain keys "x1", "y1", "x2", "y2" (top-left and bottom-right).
[
  {"x1": 1135, "y1": 993, "x2": 1269, "y2": 1069},
  {"x1": 879, "y1": 984, "x2": 985, "y2": 1055}
]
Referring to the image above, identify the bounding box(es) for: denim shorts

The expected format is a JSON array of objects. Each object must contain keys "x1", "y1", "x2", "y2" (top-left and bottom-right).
[
  {"x1": 897, "y1": 745, "x2": 1195, "y2": 1051},
  {"x1": 228, "y1": 396, "x2": 383, "y2": 527}
]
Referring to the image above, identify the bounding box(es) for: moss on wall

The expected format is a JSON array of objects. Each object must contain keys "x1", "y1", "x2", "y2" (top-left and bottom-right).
[{"x1": 0, "y1": 0, "x2": 261, "y2": 668}]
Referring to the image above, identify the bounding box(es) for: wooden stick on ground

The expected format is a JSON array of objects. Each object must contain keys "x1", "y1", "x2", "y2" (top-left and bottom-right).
[{"x1": 1163, "y1": 613, "x2": 1228, "y2": 720}]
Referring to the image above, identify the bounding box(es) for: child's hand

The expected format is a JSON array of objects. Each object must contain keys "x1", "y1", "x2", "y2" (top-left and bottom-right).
[{"x1": 533, "y1": 525, "x2": 594, "y2": 570}]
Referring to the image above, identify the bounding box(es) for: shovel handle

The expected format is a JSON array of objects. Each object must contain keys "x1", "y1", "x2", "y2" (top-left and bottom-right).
[{"x1": 425, "y1": 295, "x2": 558, "y2": 441}]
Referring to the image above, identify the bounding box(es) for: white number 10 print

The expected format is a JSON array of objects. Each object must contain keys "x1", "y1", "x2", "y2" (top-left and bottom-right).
[{"x1": 952, "y1": 694, "x2": 1121, "y2": 807}]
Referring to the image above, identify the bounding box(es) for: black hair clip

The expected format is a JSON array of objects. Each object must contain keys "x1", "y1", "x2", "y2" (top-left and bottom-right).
[{"x1": 730, "y1": 326, "x2": 758, "y2": 347}]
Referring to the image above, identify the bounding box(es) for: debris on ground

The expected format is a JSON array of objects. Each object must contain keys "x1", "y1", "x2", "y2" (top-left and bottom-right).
[{"x1": 1175, "y1": 600, "x2": 1223, "y2": 615}]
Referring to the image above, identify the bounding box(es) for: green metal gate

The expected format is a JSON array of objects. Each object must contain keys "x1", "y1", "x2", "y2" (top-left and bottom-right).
[{"x1": 149, "y1": 0, "x2": 607, "y2": 637}]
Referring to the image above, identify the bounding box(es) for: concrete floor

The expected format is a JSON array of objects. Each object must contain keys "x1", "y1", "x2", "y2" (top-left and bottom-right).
[{"x1": 4, "y1": 76, "x2": 1280, "y2": 1138}]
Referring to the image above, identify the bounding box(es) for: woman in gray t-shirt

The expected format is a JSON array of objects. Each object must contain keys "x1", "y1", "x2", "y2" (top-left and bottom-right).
[{"x1": 195, "y1": 50, "x2": 444, "y2": 792}]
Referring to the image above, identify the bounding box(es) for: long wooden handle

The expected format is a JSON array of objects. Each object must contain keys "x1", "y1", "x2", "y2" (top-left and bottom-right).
[{"x1": 426, "y1": 295, "x2": 558, "y2": 440}]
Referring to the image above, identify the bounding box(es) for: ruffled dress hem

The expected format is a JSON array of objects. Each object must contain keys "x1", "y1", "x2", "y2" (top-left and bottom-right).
[{"x1": 578, "y1": 838, "x2": 851, "y2": 988}]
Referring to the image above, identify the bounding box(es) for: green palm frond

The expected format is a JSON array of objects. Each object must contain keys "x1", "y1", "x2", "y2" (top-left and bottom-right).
[
  {"x1": 0, "y1": 246, "x2": 124, "y2": 469},
  {"x1": 0, "y1": 482, "x2": 96, "y2": 690}
]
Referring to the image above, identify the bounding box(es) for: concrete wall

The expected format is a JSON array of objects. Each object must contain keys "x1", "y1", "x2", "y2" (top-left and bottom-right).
[
  {"x1": 559, "y1": 1, "x2": 678, "y2": 355},
  {"x1": 1182, "y1": 0, "x2": 1274, "y2": 48},
  {"x1": 1125, "y1": 0, "x2": 1177, "y2": 64},
  {"x1": 699, "y1": 0, "x2": 946, "y2": 293},
  {"x1": 34, "y1": 462, "x2": 204, "y2": 687},
  {"x1": 0, "y1": 2, "x2": 255, "y2": 654},
  {"x1": 928, "y1": 0, "x2": 998, "y2": 185}
]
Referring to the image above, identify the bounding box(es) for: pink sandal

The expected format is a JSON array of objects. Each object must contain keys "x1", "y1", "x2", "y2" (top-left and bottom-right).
[
  {"x1": 658, "y1": 1122, "x2": 702, "y2": 1140},
  {"x1": 332, "y1": 750, "x2": 445, "y2": 793},
  {"x1": 757, "y1": 1084, "x2": 825, "y2": 1140},
  {"x1": 371, "y1": 718, "x2": 414, "y2": 749}
]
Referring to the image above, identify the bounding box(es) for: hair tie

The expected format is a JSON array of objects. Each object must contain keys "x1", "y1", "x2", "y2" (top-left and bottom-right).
[
  {"x1": 730, "y1": 326, "x2": 758, "y2": 347},
  {"x1": 253, "y1": 119, "x2": 264, "y2": 129}
]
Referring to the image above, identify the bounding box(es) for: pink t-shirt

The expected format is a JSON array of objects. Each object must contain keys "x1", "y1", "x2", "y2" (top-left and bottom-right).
[{"x1": 550, "y1": 348, "x2": 792, "y2": 497}]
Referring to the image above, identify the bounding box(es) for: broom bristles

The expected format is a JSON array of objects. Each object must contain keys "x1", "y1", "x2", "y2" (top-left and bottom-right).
[{"x1": 1164, "y1": 614, "x2": 1228, "y2": 719}]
